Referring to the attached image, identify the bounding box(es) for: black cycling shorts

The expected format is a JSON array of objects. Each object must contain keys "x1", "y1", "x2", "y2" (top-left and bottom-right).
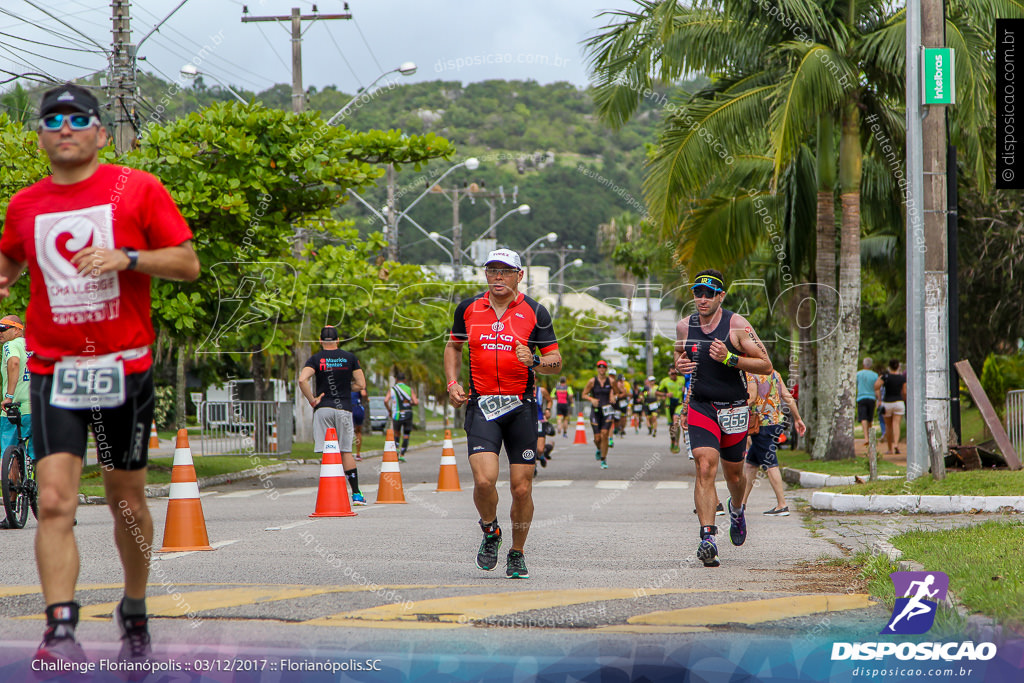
[
  {"x1": 686, "y1": 399, "x2": 748, "y2": 463},
  {"x1": 393, "y1": 415, "x2": 414, "y2": 436},
  {"x1": 31, "y1": 368, "x2": 155, "y2": 471},
  {"x1": 590, "y1": 405, "x2": 613, "y2": 433},
  {"x1": 465, "y1": 399, "x2": 538, "y2": 466},
  {"x1": 556, "y1": 403, "x2": 570, "y2": 417}
]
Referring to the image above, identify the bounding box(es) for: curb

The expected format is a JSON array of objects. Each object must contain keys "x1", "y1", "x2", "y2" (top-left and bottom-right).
[
  {"x1": 79, "y1": 436, "x2": 469, "y2": 503},
  {"x1": 78, "y1": 464, "x2": 291, "y2": 505},
  {"x1": 781, "y1": 467, "x2": 902, "y2": 488},
  {"x1": 872, "y1": 539, "x2": 1007, "y2": 642},
  {"x1": 810, "y1": 491, "x2": 1024, "y2": 514}
]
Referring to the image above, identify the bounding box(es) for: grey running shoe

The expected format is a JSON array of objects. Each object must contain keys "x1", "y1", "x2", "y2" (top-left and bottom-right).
[
  {"x1": 697, "y1": 537, "x2": 720, "y2": 567},
  {"x1": 506, "y1": 549, "x2": 529, "y2": 578},
  {"x1": 764, "y1": 506, "x2": 790, "y2": 516},
  {"x1": 716, "y1": 502, "x2": 726, "y2": 516},
  {"x1": 476, "y1": 525, "x2": 502, "y2": 571},
  {"x1": 35, "y1": 623, "x2": 87, "y2": 669},
  {"x1": 116, "y1": 604, "x2": 153, "y2": 670},
  {"x1": 728, "y1": 498, "x2": 747, "y2": 546}
]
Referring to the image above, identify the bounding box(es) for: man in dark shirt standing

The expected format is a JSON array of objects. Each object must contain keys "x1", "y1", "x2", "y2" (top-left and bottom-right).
[{"x1": 299, "y1": 325, "x2": 368, "y2": 505}]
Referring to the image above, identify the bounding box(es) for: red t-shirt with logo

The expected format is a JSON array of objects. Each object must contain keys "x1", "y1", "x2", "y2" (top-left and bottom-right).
[
  {"x1": 450, "y1": 291, "x2": 558, "y2": 398},
  {"x1": 1, "y1": 164, "x2": 193, "y2": 374}
]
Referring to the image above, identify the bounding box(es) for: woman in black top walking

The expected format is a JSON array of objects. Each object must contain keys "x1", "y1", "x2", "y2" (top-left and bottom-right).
[{"x1": 874, "y1": 359, "x2": 907, "y2": 455}]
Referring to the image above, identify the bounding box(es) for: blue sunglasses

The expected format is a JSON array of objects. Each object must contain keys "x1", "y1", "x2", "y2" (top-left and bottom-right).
[{"x1": 39, "y1": 113, "x2": 100, "y2": 131}]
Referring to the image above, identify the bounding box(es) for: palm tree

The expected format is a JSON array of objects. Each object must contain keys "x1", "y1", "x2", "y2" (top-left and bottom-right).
[
  {"x1": 585, "y1": 0, "x2": 1005, "y2": 459},
  {"x1": 0, "y1": 84, "x2": 34, "y2": 124}
]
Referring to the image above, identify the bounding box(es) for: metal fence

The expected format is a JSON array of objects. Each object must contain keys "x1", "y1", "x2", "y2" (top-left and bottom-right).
[
  {"x1": 199, "y1": 401, "x2": 292, "y2": 456},
  {"x1": 1008, "y1": 390, "x2": 1024, "y2": 464}
]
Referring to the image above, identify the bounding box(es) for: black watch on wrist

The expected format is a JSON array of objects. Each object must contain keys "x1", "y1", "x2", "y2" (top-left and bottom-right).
[
  {"x1": 531, "y1": 354, "x2": 541, "y2": 368},
  {"x1": 121, "y1": 247, "x2": 139, "y2": 270}
]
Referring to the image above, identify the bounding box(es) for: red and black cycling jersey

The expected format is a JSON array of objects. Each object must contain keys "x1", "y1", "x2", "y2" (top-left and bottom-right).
[{"x1": 450, "y1": 291, "x2": 558, "y2": 399}]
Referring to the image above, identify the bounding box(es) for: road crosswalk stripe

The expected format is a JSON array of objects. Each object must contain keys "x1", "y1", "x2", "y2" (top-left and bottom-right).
[
  {"x1": 534, "y1": 480, "x2": 572, "y2": 487},
  {"x1": 624, "y1": 594, "x2": 876, "y2": 628},
  {"x1": 655, "y1": 481, "x2": 689, "y2": 489},
  {"x1": 595, "y1": 481, "x2": 631, "y2": 489}
]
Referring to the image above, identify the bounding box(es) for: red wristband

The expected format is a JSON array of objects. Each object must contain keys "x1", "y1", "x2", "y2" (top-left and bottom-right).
[{"x1": 447, "y1": 379, "x2": 458, "y2": 390}]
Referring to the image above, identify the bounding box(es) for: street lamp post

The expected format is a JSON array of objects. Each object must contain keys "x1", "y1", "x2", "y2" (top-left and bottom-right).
[
  {"x1": 326, "y1": 62, "x2": 417, "y2": 126},
  {"x1": 179, "y1": 64, "x2": 247, "y2": 104},
  {"x1": 552, "y1": 258, "x2": 583, "y2": 313},
  {"x1": 523, "y1": 232, "x2": 558, "y2": 292}
]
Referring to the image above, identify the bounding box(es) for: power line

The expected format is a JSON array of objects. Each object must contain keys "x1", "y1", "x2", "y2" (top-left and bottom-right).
[
  {"x1": 19, "y1": 0, "x2": 109, "y2": 53},
  {"x1": 132, "y1": 3, "x2": 273, "y2": 90},
  {"x1": 0, "y1": 37, "x2": 103, "y2": 71},
  {"x1": 351, "y1": 16, "x2": 383, "y2": 73},
  {"x1": 254, "y1": 22, "x2": 292, "y2": 76},
  {"x1": 0, "y1": 7, "x2": 106, "y2": 52},
  {"x1": 0, "y1": 30, "x2": 106, "y2": 54},
  {"x1": 322, "y1": 23, "x2": 363, "y2": 89}
]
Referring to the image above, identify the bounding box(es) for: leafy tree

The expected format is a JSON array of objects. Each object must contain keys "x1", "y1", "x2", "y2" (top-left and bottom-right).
[{"x1": 584, "y1": 0, "x2": 1010, "y2": 460}]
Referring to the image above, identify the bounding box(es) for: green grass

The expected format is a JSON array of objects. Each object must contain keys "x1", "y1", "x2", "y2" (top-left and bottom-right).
[
  {"x1": 79, "y1": 455, "x2": 275, "y2": 498},
  {"x1": 825, "y1": 469, "x2": 1024, "y2": 496},
  {"x1": 777, "y1": 449, "x2": 905, "y2": 477},
  {"x1": 855, "y1": 523, "x2": 1024, "y2": 629}
]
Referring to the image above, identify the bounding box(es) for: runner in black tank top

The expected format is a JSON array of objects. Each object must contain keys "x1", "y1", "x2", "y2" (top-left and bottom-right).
[
  {"x1": 674, "y1": 270, "x2": 773, "y2": 569},
  {"x1": 582, "y1": 361, "x2": 616, "y2": 468}
]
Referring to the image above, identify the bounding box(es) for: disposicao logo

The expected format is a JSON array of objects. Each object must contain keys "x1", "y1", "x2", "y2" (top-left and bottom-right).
[
  {"x1": 831, "y1": 570, "x2": 997, "y2": 663},
  {"x1": 884, "y1": 571, "x2": 948, "y2": 635}
]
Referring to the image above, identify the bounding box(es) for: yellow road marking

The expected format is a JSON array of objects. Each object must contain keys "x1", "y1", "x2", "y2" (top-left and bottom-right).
[
  {"x1": 0, "y1": 584, "x2": 124, "y2": 598},
  {"x1": 595, "y1": 625, "x2": 711, "y2": 634},
  {"x1": 627, "y1": 594, "x2": 876, "y2": 627},
  {"x1": 304, "y1": 588, "x2": 716, "y2": 629}
]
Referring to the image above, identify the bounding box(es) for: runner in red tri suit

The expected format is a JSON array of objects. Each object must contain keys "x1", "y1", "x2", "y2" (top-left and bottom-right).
[
  {"x1": 444, "y1": 249, "x2": 560, "y2": 579},
  {"x1": 0, "y1": 84, "x2": 200, "y2": 667}
]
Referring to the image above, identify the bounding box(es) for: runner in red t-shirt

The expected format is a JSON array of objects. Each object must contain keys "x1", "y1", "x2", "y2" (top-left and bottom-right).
[
  {"x1": 444, "y1": 249, "x2": 560, "y2": 580},
  {"x1": 0, "y1": 84, "x2": 199, "y2": 667}
]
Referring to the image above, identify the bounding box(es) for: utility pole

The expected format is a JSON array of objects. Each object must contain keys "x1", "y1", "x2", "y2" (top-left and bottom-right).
[
  {"x1": 922, "y1": 0, "x2": 950, "y2": 465},
  {"x1": 241, "y1": 6, "x2": 352, "y2": 114},
  {"x1": 111, "y1": 0, "x2": 137, "y2": 154},
  {"x1": 386, "y1": 164, "x2": 398, "y2": 261},
  {"x1": 531, "y1": 244, "x2": 584, "y2": 309},
  {"x1": 452, "y1": 187, "x2": 462, "y2": 274},
  {"x1": 432, "y1": 185, "x2": 512, "y2": 272}
]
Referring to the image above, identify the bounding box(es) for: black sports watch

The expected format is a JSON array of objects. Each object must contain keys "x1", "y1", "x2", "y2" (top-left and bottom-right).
[
  {"x1": 122, "y1": 247, "x2": 139, "y2": 270},
  {"x1": 531, "y1": 354, "x2": 541, "y2": 368}
]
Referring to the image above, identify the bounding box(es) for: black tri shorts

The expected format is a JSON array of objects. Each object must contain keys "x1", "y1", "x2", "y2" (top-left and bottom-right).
[
  {"x1": 465, "y1": 398, "x2": 538, "y2": 466},
  {"x1": 686, "y1": 398, "x2": 749, "y2": 463},
  {"x1": 31, "y1": 368, "x2": 155, "y2": 471}
]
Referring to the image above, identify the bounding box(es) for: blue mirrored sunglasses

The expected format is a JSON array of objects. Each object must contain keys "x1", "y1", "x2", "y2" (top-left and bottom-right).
[
  {"x1": 39, "y1": 113, "x2": 100, "y2": 131},
  {"x1": 692, "y1": 286, "x2": 721, "y2": 299}
]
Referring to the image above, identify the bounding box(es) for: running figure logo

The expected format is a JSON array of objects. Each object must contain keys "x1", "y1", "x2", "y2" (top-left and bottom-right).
[{"x1": 883, "y1": 571, "x2": 949, "y2": 634}]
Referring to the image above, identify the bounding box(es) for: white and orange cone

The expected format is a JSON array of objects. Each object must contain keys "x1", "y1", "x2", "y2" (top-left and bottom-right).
[
  {"x1": 376, "y1": 428, "x2": 406, "y2": 504},
  {"x1": 310, "y1": 428, "x2": 357, "y2": 517},
  {"x1": 159, "y1": 430, "x2": 213, "y2": 552},
  {"x1": 149, "y1": 421, "x2": 160, "y2": 449},
  {"x1": 573, "y1": 412, "x2": 588, "y2": 445},
  {"x1": 436, "y1": 429, "x2": 461, "y2": 492},
  {"x1": 269, "y1": 423, "x2": 278, "y2": 453}
]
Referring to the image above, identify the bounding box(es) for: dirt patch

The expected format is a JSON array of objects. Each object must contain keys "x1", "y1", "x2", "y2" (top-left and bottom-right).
[{"x1": 781, "y1": 559, "x2": 869, "y2": 594}]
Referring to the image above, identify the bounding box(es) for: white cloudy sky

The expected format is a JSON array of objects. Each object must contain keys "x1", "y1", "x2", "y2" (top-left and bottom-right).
[{"x1": 1, "y1": 0, "x2": 623, "y2": 94}]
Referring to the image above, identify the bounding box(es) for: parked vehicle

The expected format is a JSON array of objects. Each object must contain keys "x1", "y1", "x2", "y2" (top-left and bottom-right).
[{"x1": 368, "y1": 396, "x2": 388, "y2": 433}]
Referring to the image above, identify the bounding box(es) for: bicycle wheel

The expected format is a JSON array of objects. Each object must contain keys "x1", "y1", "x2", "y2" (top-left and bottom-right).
[{"x1": 1, "y1": 445, "x2": 28, "y2": 529}]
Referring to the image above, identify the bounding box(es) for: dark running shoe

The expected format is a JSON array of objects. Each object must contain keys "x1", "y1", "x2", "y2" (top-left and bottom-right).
[
  {"x1": 697, "y1": 537, "x2": 720, "y2": 567},
  {"x1": 543, "y1": 444, "x2": 553, "y2": 460},
  {"x1": 764, "y1": 506, "x2": 790, "y2": 516},
  {"x1": 35, "y1": 623, "x2": 87, "y2": 669},
  {"x1": 506, "y1": 550, "x2": 529, "y2": 578},
  {"x1": 728, "y1": 498, "x2": 746, "y2": 546},
  {"x1": 116, "y1": 603, "x2": 153, "y2": 671},
  {"x1": 476, "y1": 526, "x2": 502, "y2": 571},
  {"x1": 716, "y1": 502, "x2": 726, "y2": 516}
]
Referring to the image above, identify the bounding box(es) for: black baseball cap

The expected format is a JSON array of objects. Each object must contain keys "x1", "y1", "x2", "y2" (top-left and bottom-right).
[
  {"x1": 39, "y1": 83, "x2": 100, "y2": 118},
  {"x1": 319, "y1": 325, "x2": 339, "y2": 341}
]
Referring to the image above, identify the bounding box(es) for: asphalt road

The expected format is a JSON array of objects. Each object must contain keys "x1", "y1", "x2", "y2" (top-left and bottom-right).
[{"x1": 0, "y1": 425, "x2": 891, "y2": 680}]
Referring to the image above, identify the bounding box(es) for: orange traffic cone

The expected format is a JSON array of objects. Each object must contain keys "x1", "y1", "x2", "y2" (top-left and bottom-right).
[
  {"x1": 376, "y1": 428, "x2": 406, "y2": 504},
  {"x1": 159, "y1": 430, "x2": 213, "y2": 552},
  {"x1": 573, "y1": 412, "x2": 588, "y2": 445},
  {"x1": 149, "y1": 421, "x2": 160, "y2": 449},
  {"x1": 269, "y1": 423, "x2": 278, "y2": 453},
  {"x1": 310, "y1": 428, "x2": 357, "y2": 517},
  {"x1": 436, "y1": 429, "x2": 461, "y2": 492}
]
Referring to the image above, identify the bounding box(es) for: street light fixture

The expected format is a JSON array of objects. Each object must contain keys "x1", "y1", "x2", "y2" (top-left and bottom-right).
[
  {"x1": 326, "y1": 62, "x2": 418, "y2": 126},
  {"x1": 475, "y1": 204, "x2": 530, "y2": 242},
  {"x1": 179, "y1": 64, "x2": 247, "y2": 104}
]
